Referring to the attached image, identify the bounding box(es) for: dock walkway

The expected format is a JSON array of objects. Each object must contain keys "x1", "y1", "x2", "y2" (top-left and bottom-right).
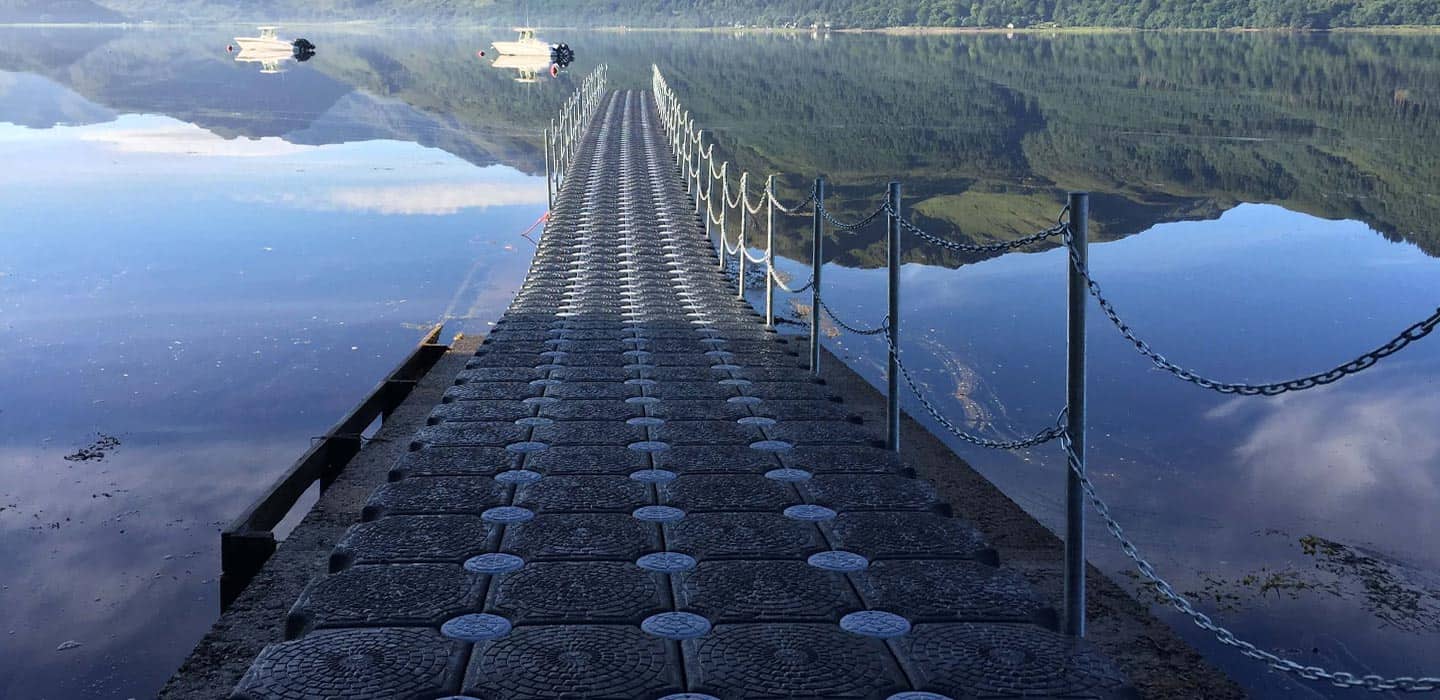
[{"x1": 229, "y1": 89, "x2": 1133, "y2": 700}]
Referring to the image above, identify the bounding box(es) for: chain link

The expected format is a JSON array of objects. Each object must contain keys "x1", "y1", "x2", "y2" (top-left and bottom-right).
[
  {"x1": 816, "y1": 294, "x2": 889, "y2": 335},
  {"x1": 1061, "y1": 435, "x2": 1439, "y2": 692},
  {"x1": 770, "y1": 269, "x2": 814, "y2": 294},
  {"x1": 769, "y1": 184, "x2": 817, "y2": 214},
  {"x1": 888, "y1": 201, "x2": 1068, "y2": 253},
  {"x1": 1062, "y1": 228, "x2": 1440, "y2": 396},
  {"x1": 884, "y1": 334, "x2": 1066, "y2": 449},
  {"x1": 817, "y1": 198, "x2": 888, "y2": 231}
]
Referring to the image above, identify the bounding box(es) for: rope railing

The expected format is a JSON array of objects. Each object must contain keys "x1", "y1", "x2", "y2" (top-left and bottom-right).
[
  {"x1": 544, "y1": 65, "x2": 607, "y2": 209},
  {"x1": 651, "y1": 62, "x2": 1440, "y2": 691}
]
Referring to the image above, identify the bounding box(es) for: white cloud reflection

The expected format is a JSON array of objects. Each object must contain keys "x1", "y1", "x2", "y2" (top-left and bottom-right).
[
  {"x1": 317, "y1": 181, "x2": 546, "y2": 215},
  {"x1": 77, "y1": 123, "x2": 316, "y2": 157},
  {"x1": 1208, "y1": 376, "x2": 1440, "y2": 531}
]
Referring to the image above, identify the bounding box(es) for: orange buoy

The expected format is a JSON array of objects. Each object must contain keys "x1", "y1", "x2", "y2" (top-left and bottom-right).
[
  {"x1": 226, "y1": 44, "x2": 234, "y2": 52},
  {"x1": 550, "y1": 64, "x2": 560, "y2": 77},
  {"x1": 477, "y1": 50, "x2": 486, "y2": 58}
]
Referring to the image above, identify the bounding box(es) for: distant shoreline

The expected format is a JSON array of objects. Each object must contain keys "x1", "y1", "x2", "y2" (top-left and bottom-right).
[{"x1": 2, "y1": 21, "x2": 1439, "y2": 34}]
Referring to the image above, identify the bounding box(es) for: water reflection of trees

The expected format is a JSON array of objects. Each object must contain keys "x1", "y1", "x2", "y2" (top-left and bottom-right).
[
  {"x1": 642, "y1": 31, "x2": 1440, "y2": 265},
  {"x1": 3, "y1": 28, "x2": 1437, "y2": 265}
]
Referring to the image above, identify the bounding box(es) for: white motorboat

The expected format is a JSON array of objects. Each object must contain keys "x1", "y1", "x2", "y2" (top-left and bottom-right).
[
  {"x1": 492, "y1": 28, "x2": 553, "y2": 58},
  {"x1": 234, "y1": 26, "x2": 290, "y2": 53},
  {"x1": 231, "y1": 27, "x2": 314, "y2": 74}
]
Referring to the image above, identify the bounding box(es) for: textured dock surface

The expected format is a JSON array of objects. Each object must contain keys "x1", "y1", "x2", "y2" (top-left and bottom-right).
[{"x1": 230, "y1": 89, "x2": 1134, "y2": 700}]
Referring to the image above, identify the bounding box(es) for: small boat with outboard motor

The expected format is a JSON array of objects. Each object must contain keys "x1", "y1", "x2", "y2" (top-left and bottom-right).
[
  {"x1": 491, "y1": 28, "x2": 574, "y2": 68},
  {"x1": 230, "y1": 26, "x2": 316, "y2": 73}
]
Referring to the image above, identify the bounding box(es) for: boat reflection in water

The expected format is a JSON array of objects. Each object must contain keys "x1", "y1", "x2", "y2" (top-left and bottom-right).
[
  {"x1": 230, "y1": 26, "x2": 316, "y2": 74},
  {"x1": 485, "y1": 27, "x2": 574, "y2": 82},
  {"x1": 490, "y1": 54, "x2": 560, "y2": 83}
]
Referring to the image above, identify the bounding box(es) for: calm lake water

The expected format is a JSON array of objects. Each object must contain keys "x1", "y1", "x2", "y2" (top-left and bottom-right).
[{"x1": 1, "y1": 25, "x2": 1437, "y2": 699}]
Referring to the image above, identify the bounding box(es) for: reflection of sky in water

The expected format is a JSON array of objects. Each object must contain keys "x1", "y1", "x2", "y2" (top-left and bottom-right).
[
  {"x1": 770, "y1": 203, "x2": 1440, "y2": 696},
  {"x1": 3, "y1": 26, "x2": 1439, "y2": 699},
  {"x1": 0, "y1": 114, "x2": 544, "y2": 697}
]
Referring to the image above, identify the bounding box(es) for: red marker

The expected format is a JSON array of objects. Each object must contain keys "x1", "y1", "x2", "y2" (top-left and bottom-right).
[
  {"x1": 550, "y1": 64, "x2": 559, "y2": 77},
  {"x1": 477, "y1": 50, "x2": 486, "y2": 58},
  {"x1": 226, "y1": 45, "x2": 234, "y2": 52}
]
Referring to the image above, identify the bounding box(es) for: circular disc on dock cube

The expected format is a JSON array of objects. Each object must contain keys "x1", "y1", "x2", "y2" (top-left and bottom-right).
[
  {"x1": 506, "y1": 441, "x2": 549, "y2": 453},
  {"x1": 765, "y1": 468, "x2": 812, "y2": 482},
  {"x1": 749, "y1": 440, "x2": 793, "y2": 452},
  {"x1": 641, "y1": 612, "x2": 711, "y2": 640},
  {"x1": 726, "y1": 396, "x2": 762, "y2": 405},
  {"x1": 441, "y1": 613, "x2": 512, "y2": 641},
  {"x1": 784, "y1": 505, "x2": 837, "y2": 522},
  {"x1": 464, "y1": 553, "x2": 525, "y2": 575},
  {"x1": 807, "y1": 551, "x2": 869, "y2": 572},
  {"x1": 481, "y1": 506, "x2": 536, "y2": 524},
  {"x1": 628, "y1": 441, "x2": 671, "y2": 453},
  {"x1": 633, "y1": 505, "x2": 686, "y2": 523},
  {"x1": 636, "y1": 552, "x2": 696, "y2": 573},
  {"x1": 738, "y1": 416, "x2": 776, "y2": 427},
  {"x1": 839, "y1": 611, "x2": 911, "y2": 639},
  {"x1": 629, "y1": 469, "x2": 677, "y2": 484},
  {"x1": 626, "y1": 417, "x2": 665, "y2": 427},
  {"x1": 514, "y1": 417, "x2": 554, "y2": 427},
  {"x1": 887, "y1": 694, "x2": 955, "y2": 700},
  {"x1": 494, "y1": 470, "x2": 543, "y2": 485}
]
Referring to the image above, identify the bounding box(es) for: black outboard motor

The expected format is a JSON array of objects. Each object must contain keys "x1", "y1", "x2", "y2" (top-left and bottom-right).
[
  {"x1": 292, "y1": 38, "x2": 316, "y2": 62},
  {"x1": 550, "y1": 43, "x2": 575, "y2": 68}
]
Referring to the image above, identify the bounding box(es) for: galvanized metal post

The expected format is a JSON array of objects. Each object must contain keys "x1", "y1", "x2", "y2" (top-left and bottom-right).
[
  {"x1": 543, "y1": 129, "x2": 553, "y2": 210},
  {"x1": 810, "y1": 177, "x2": 826, "y2": 375},
  {"x1": 737, "y1": 200, "x2": 747, "y2": 298},
  {"x1": 736, "y1": 174, "x2": 747, "y2": 298},
  {"x1": 1064, "y1": 191, "x2": 1090, "y2": 638},
  {"x1": 886, "y1": 182, "x2": 902, "y2": 452},
  {"x1": 694, "y1": 133, "x2": 703, "y2": 213},
  {"x1": 765, "y1": 174, "x2": 776, "y2": 329},
  {"x1": 717, "y1": 166, "x2": 728, "y2": 272},
  {"x1": 705, "y1": 186, "x2": 714, "y2": 256}
]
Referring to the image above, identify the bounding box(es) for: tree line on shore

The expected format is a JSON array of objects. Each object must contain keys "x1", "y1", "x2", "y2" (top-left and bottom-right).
[{"x1": 5, "y1": 0, "x2": 1440, "y2": 28}]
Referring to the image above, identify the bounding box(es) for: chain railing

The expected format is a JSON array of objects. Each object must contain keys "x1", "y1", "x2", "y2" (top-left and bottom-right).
[
  {"x1": 545, "y1": 65, "x2": 608, "y2": 209},
  {"x1": 816, "y1": 294, "x2": 889, "y2": 336},
  {"x1": 817, "y1": 198, "x2": 889, "y2": 231},
  {"x1": 650, "y1": 64, "x2": 1439, "y2": 691},
  {"x1": 1062, "y1": 435, "x2": 1440, "y2": 693},
  {"x1": 1060, "y1": 226, "x2": 1440, "y2": 396},
  {"x1": 890, "y1": 201, "x2": 1070, "y2": 253}
]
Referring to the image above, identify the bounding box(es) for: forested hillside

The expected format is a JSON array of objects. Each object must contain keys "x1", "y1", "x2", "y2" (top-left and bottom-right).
[
  {"x1": 0, "y1": 0, "x2": 121, "y2": 22},
  {"x1": 4, "y1": 0, "x2": 1440, "y2": 28}
]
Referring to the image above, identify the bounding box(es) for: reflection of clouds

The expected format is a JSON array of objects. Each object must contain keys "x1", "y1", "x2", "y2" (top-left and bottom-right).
[
  {"x1": 0, "y1": 438, "x2": 306, "y2": 696},
  {"x1": 317, "y1": 182, "x2": 546, "y2": 215},
  {"x1": 1210, "y1": 378, "x2": 1440, "y2": 533},
  {"x1": 77, "y1": 122, "x2": 315, "y2": 158}
]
